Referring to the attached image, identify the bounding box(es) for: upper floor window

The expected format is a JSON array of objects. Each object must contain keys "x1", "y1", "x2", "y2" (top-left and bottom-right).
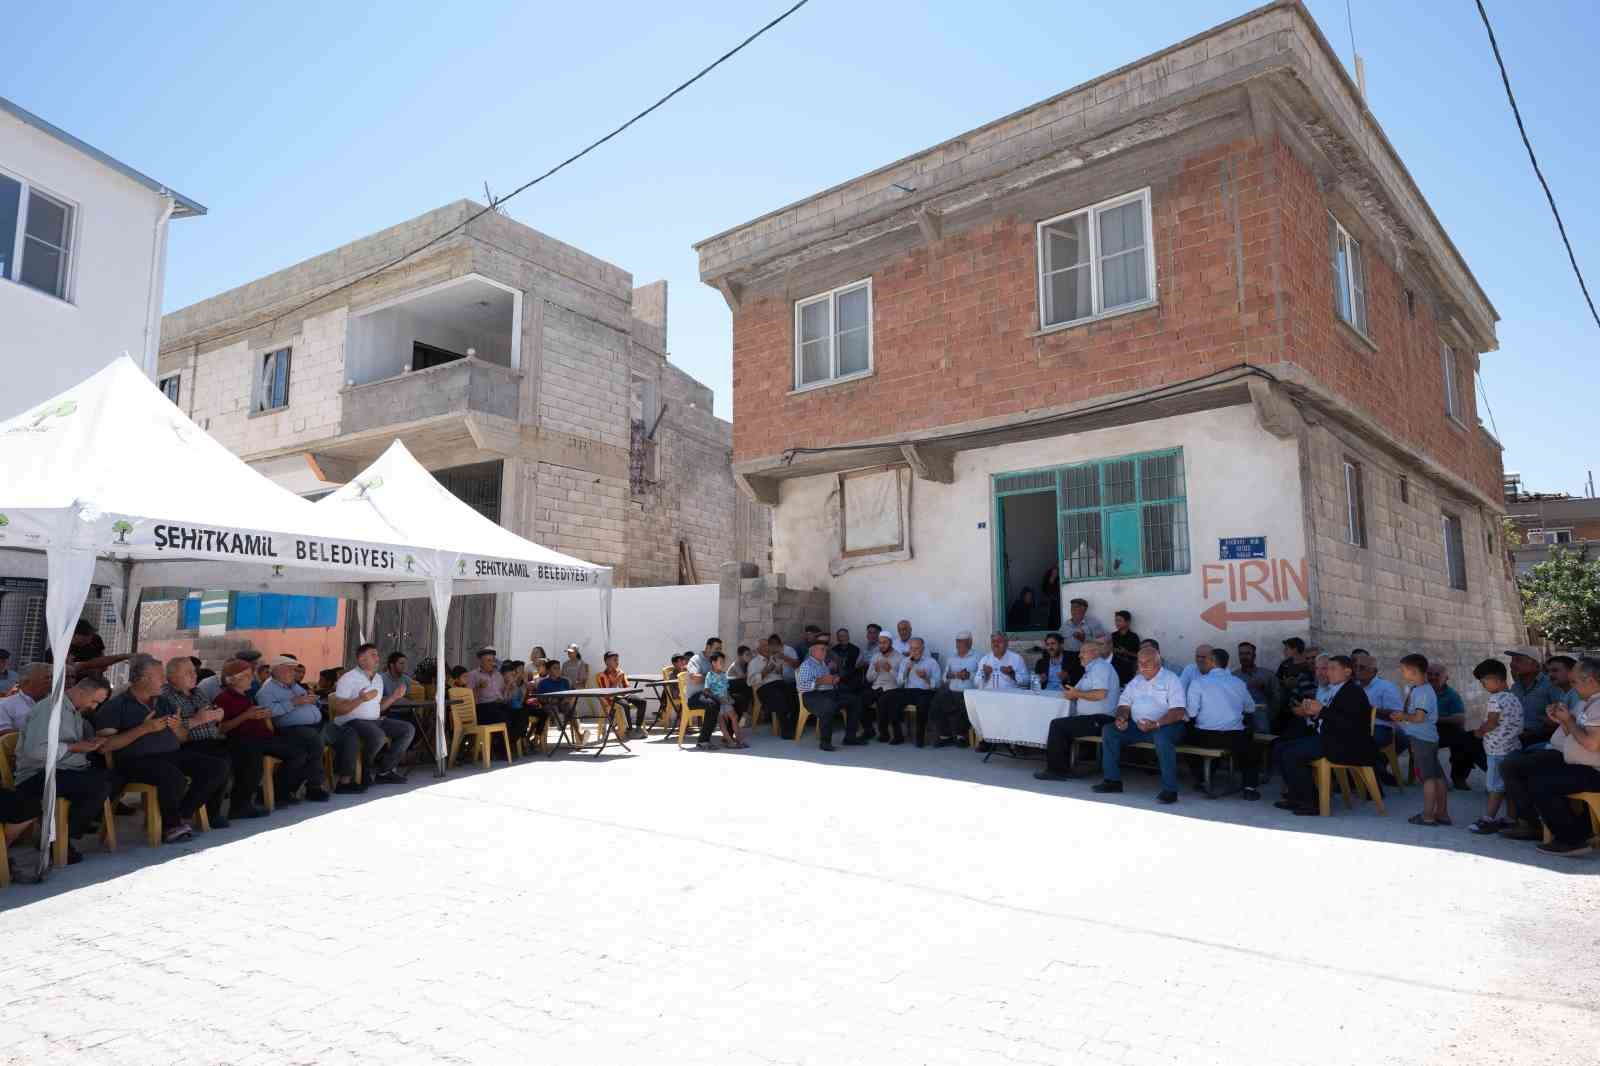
[
  {"x1": 1441, "y1": 342, "x2": 1463, "y2": 422},
  {"x1": 1037, "y1": 188, "x2": 1154, "y2": 329},
  {"x1": 253, "y1": 347, "x2": 292, "y2": 412},
  {"x1": 1442, "y1": 513, "x2": 1467, "y2": 590},
  {"x1": 0, "y1": 170, "x2": 75, "y2": 301},
  {"x1": 794, "y1": 279, "x2": 871, "y2": 389},
  {"x1": 159, "y1": 374, "x2": 180, "y2": 404},
  {"x1": 1530, "y1": 528, "x2": 1573, "y2": 546},
  {"x1": 1330, "y1": 217, "x2": 1368, "y2": 336},
  {"x1": 1343, "y1": 459, "x2": 1367, "y2": 548}
]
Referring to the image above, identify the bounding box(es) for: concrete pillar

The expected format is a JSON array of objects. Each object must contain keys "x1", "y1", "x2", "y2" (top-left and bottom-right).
[{"x1": 719, "y1": 561, "x2": 757, "y2": 643}]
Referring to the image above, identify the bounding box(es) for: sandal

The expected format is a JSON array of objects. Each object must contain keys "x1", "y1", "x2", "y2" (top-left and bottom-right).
[
  {"x1": 1434, "y1": 815, "x2": 1453, "y2": 826},
  {"x1": 1468, "y1": 817, "x2": 1506, "y2": 835},
  {"x1": 1407, "y1": 813, "x2": 1439, "y2": 827}
]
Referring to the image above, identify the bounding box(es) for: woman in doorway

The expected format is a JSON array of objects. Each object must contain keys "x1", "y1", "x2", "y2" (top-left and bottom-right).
[{"x1": 1006, "y1": 588, "x2": 1040, "y2": 632}]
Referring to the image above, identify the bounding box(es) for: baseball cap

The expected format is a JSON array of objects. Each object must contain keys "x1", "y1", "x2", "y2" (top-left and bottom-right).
[{"x1": 1503, "y1": 644, "x2": 1542, "y2": 662}]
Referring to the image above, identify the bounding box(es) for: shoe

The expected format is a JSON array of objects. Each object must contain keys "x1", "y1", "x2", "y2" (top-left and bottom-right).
[
  {"x1": 1467, "y1": 817, "x2": 1506, "y2": 835},
  {"x1": 1274, "y1": 799, "x2": 1302, "y2": 811},
  {"x1": 976, "y1": 742, "x2": 993, "y2": 754},
  {"x1": 1536, "y1": 839, "x2": 1592, "y2": 857},
  {"x1": 863, "y1": 729, "x2": 878, "y2": 741},
  {"x1": 163, "y1": 824, "x2": 193, "y2": 844},
  {"x1": 1033, "y1": 769, "x2": 1075, "y2": 781},
  {"x1": 372, "y1": 770, "x2": 407, "y2": 785},
  {"x1": 66, "y1": 844, "x2": 83, "y2": 865},
  {"x1": 234, "y1": 804, "x2": 268, "y2": 819},
  {"x1": 1407, "y1": 814, "x2": 1440, "y2": 827},
  {"x1": 1156, "y1": 790, "x2": 1178, "y2": 805},
  {"x1": 1242, "y1": 788, "x2": 1261, "y2": 801},
  {"x1": 1090, "y1": 781, "x2": 1123, "y2": 794},
  {"x1": 934, "y1": 738, "x2": 955, "y2": 748},
  {"x1": 693, "y1": 742, "x2": 717, "y2": 752},
  {"x1": 209, "y1": 815, "x2": 231, "y2": 830},
  {"x1": 334, "y1": 782, "x2": 367, "y2": 795},
  {"x1": 955, "y1": 736, "x2": 970, "y2": 748},
  {"x1": 889, "y1": 735, "x2": 905, "y2": 746},
  {"x1": 819, "y1": 742, "x2": 836, "y2": 752},
  {"x1": 1499, "y1": 821, "x2": 1542, "y2": 841},
  {"x1": 1377, "y1": 770, "x2": 1399, "y2": 787},
  {"x1": 1292, "y1": 806, "x2": 1321, "y2": 816},
  {"x1": 304, "y1": 787, "x2": 331, "y2": 803},
  {"x1": 842, "y1": 736, "x2": 868, "y2": 746}
]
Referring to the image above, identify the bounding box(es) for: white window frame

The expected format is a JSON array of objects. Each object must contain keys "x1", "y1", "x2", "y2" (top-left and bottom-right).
[
  {"x1": 1441, "y1": 342, "x2": 1463, "y2": 423},
  {"x1": 1331, "y1": 217, "x2": 1367, "y2": 336},
  {"x1": 252, "y1": 346, "x2": 292, "y2": 413},
  {"x1": 1530, "y1": 527, "x2": 1573, "y2": 546},
  {"x1": 1442, "y1": 513, "x2": 1468, "y2": 590},
  {"x1": 0, "y1": 164, "x2": 78, "y2": 303},
  {"x1": 1036, "y1": 188, "x2": 1157, "y2": 331},
  {"x1": 158, "y1": 374, "x2": 180, "y2": 404},
  {"x1": 793, "y1": 278, "x2": 873, "y2": 392},
  {"x1": 1343, "y1": 460, "x2": 1367, "y2": 548}
]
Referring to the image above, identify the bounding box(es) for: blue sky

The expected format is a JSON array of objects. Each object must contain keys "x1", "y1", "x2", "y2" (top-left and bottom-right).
[{"x1": 9, "y1": 0, "x2": 1596, "y2": 492}]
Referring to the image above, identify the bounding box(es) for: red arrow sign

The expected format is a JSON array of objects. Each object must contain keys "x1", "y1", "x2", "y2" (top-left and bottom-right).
[{"x1": 1200, "y1": 601, "x2": 1310, "y2": 631}]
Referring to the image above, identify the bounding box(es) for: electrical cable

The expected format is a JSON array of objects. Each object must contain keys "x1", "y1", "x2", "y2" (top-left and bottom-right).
[
  {"x1": 1475, "y1": 371, "x2": 1500, "y2": 439},
  {"x1": 183, "y1": 0, "x2": 813, "y2": 351},
  {"x1": 1475, "y1": 0, "x2": 1600, "y2": 330}
]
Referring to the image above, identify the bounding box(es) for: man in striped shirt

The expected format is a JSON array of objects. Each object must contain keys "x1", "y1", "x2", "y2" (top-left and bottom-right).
[{"x1": 796, "y1": 636, "x2": 865, "y2": 752}]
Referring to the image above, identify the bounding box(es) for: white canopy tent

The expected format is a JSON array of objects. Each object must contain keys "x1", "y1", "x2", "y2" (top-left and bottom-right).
[{"x1": 0, "y1": 357, "x2": 610, "y2": 876}]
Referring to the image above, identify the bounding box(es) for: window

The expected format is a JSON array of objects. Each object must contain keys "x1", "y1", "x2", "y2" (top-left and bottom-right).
[
  {"x1": 794, "y1": 280, "x2": 871, "y2": 389},
  {"x1": 1441, "y1": 342, "x2": 1462, "y2": 422},
  {"x1": 1330, "y1": 216, "x2": 1368, "y2": 336},
  {"x1": 159, "y1": 375, "x2": 180, "y2": 404},
  {"x1": 1037, "y1": 189, "x2": 1155, "y2": 329},
  {"x1": 1442, "y1": 513, "x2": 1467, "y2": 590},
  {"x1": 253, "y1": 347, "x2": 292, "y2": 412},
  {"x1": 840, "y1": 466, "x2": 907, "y2": 556},
  {"x1": 1530, "y1": 528, "x2": 1573, "y2": 546},
  {"x1": 1343, "y1": 460, "x2": 1367, "y2": 547},
  {"x1": 1398, "y1": 475, "x2": 1409, "y2": 504},
  {"x1": 0, "y1": 171, "x2": 75, "y2": 300}
]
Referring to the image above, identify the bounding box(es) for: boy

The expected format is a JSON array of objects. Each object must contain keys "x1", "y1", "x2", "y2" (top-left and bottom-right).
[
  {"x1": 698, "y1": 651, "x2": 746, "y2": 750},
  {"x1": 1468, "y1": 658, "x2": 1524, "y2": 834},
  {"x1": 534, "y1": 658, "x2": 580, "y2": 746},
  {"x1": 596, "y1": 651, "x2": 647, "y2": 735},
  {"x1": 1394, "y1": 653, "x2": 1447, "y2": 826}
]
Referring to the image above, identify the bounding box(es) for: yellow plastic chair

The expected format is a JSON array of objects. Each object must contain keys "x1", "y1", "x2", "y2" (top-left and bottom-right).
[
  {"x1": 3, "y1": 731, "x2": 118, "y2": 870},
  {"x1": 447, "y1": 687, "x2": 511, "y2": 768},
  {"x1": 1539, "y1": 792, "x2": 1600, "y2": 845},
  {"x1": 1310, "y1": 709, "x2": 1387, "y2": 817},
  {"x1": 794, "y1": 692, "x2": 826, "y2": 741},
  {"x1": 675, "y1": 675, "x2": 706, "y2": 748}
]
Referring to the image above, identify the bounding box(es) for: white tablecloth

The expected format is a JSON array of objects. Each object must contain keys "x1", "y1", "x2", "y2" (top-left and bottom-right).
[{"x1": 963, "y1": 689, "x2": 1070, "y2": 748}]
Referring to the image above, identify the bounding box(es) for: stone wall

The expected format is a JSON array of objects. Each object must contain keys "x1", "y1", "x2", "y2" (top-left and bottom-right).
[{"x1": 730, "y1": 571, "x2": 830, "y2": 651}]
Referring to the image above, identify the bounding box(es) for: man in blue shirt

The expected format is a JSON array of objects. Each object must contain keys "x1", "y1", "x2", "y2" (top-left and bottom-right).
[
  {"x1": 256, "y1": 655, "x2": 338, "y2": 799},
  {"x1": 1355, "y1": 652, "x2": 1405, "y2": 781},
  {"x1": 1183, "y1": 648, "x2": 1260, "y2": 799},
  {"x1": 1429, "y1": 662, "x2": 1482, "y2": 789},
  {"x1": 1506, "y1": 646, "x2": 1577, "y2": 748}
]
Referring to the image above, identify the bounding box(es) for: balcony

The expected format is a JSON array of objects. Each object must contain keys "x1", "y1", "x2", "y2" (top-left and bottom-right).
[{"x1": 340, "y1": 356, "x2": 521, "y2": 437}]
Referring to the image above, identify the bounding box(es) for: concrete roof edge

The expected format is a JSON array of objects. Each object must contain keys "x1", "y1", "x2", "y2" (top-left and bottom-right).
[{"x1": 0, "y1": 95, "x2": 207, "y2": 217}]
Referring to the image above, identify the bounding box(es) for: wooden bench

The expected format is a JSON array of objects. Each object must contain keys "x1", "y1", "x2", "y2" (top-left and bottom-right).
[{"x1": 1069, "y1": 734, "x2": 1243, "y2": 797}]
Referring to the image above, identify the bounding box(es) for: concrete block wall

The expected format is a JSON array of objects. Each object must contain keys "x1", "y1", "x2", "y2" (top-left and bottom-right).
[
  {"x1": 735, "y1": 572, "x2": 829, "y2": 651},
  {"x1": 538, "y1": 302, "x2": 630, "y2": 450},
  {"x1": 1304, "y1": 422, "x2": 1522, "y2": 707},
  {"x1": 526, "y1": 459, "x2": 628, "y2": 569}
]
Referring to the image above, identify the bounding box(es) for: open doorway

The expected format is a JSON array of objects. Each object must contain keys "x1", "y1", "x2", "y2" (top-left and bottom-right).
[{"x1": 996, "y1": 489, "x2": 1060, "y2": 633}]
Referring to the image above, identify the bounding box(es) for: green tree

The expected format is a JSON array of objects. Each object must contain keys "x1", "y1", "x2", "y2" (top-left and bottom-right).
[{"x1": 1519, "y1": 547, "x2": 1600, "y2": 648}]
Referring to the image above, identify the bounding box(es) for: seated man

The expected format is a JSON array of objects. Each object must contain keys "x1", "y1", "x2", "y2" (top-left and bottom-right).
[
  {"x1": 1355, "y1": 653, "x2": 1406, "y2": 774},
  {"x1": 0, "y1": 662, "x2": 50, "y2": 734},
  {"x1": 928, "y1": 631, "x2": 979, "y2": 748},
  {"x1": 829, "y1": 629, "x2": 862, "y2": 688},
  {"x1": 1036, "y1": 639, "x2": 1121, "y2": 780},
  {"x1": 464, "y1": 647, "x2": 531, "y2": 759},
  {"x1": 1275, "y1": 654, "x2": 1377, "y2": 815},
  {"x1": 257, "y1": 655, "x2": 342, "y2": 798},
  {"x1": 686, "y1": 638, "x2": 725, "y2": 750},
  {"x1": 1523, "y1": 655, "x2": 1600, "y2": 856},
  {"x1": 795, "y1": 636, "x2": 865, "y2": 751},
  {"x1": 863, "y1": 632, "x2": 901, "y2": 739},
  {"x1": 1273, "y1": 638, "x2": 1317, "y2": 738},
  {"x1": 1094, "y1": 647, "x2": 1186, "y2": 804},
  {"x1": 1033, "y1": 634, "x2": 1071, "y2": 692},
  {"x1": 1059, "y1": 599, "x2": 1107, "y2": 687},
  {"x1": 596, "y1": 652, "x2": 648, "y2": 735},
  {"x1": 162, "y1": 655, "x2": 232, "y2": 826},
  {"x1": 1182, "y1": 647, "x2": 1259, "y2": 800},
  {"x1": 331, "y1": 643, "x2": 415, "y2": 785},
  {"x1": 92, "y1": 654, "x2": 229, "y2": 842},
  {"x1": 1178, "y1": 644, "x2": 1213, "y2": 690},
  {"x1": 379, "y1": 651, "x2": 415, "y2": 721},
  {"x1": 12, "y1": 673, "x2": 113, "y2": 864},
  {"x1": 879, "y1": 637, "x2": 941, "y2": 746},
  {"x1": 976, "y1": 632, "x2": 1028, "y2": 690},
  {"x1": 751, "y1": 634, "x2": 799, "y2": 737},
  {"x1": 214, "y1": 657, "x2": 314, "y2": 814}
]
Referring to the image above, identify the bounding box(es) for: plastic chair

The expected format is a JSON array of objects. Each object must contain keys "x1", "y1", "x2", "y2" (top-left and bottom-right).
[
  {"x1": 1539, "y1": 792, "x2": 1600, "y2": 844},
  {"x1": 794, "y1": 692, "x2": 826, "y2": 741},
  {"x1": 1310, "y1": 710, "x2": 1387, "y2": 817},
  {"x1": 675, "y1": 676, "x2": 706, "y2": 748},
  {"x1": 447, "y1": 687, "x2": 511, "y2": 768}
]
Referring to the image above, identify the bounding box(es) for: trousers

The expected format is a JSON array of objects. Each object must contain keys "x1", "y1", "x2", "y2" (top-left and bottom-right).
[
  {"x1": 338, "y1": 717, "x2": 415, "y2": 774},
  {"x1": 1183, "y1": 724, "x2": 1257, "y2": 788},
  {"x1": 227, "y1": 735, "x2": 313, "y2": 804},
  {"x1": 927, "y1": 689, "x2": 971, "y2": 742},
  {"x1": 1500, "y1": 748, "x2": 1566, "y2": 824},
  {"x1": 800, "y1": 689, "x2": 863, "y2": 746},
  {"x1": 876, "y1": 689, "x2": 933, "y2": 741},
  {"x1": 1101, "y1": 718, "x2": 1185, "y2": 793},
  {"x1": 1044, "y1": 714, "x2": 1113, "y2": 773},
  {"x1": 181, "y1": 738, "x2": 236, "y2": 819},
  {"x1": 689, "y1": 691, "x2": 728, "y2": 745},
  {"x1": 277, "y1": 725, "x2": 335, "y2": 790},
  {"x1": 116, "y1": 749, "x2": 230, "y2": 824},
  {"x1": 1531, "y1": 762, "x2": 1600, "y2": 844},
  {"x1": 14, "y1": 766, "x2": 112, "y2": 837},
  {"x1": 1438, "y1": 720, "x2": 1486, "y2": 786},
  {"x1": 1277, "y1": 734, "x2": 1329, "y2": 808},
  {"x1": 757, "y1": 681, "x2": 798, "y2": 737}
]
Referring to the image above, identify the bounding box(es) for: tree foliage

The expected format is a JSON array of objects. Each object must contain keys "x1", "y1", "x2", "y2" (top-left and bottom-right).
[{"x1": 1519, "y1": 547, "x2": 1600, "y2": 648}]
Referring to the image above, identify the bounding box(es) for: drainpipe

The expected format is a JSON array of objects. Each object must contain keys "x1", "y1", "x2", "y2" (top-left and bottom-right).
[{"x1": 141, "y1": 196, "x2": 176, "y2": 381}]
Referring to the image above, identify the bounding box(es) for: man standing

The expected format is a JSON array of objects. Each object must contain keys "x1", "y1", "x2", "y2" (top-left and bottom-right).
[
  {"x1": 1233, "y1": 642, "x2": 1278, "y2": 723},
  {"x1": 331, "y1": 643, "x2": 415, "y2": 785},
  {"x1": 1275, "y1": 654, "x2": 1377, "y2": 815},
  {"x1": 92, "y1": 654, "x2": 228, "y2": 843},
  {"x1": 1429, "y1": 663, "x2": 1482, "y2": 790},
  {"x1": 162, "y1": 656, "x2": 232, "y2": 827},
  {"x1": 1178, "y1": 644, "x2": 1213, "y2": 690},
  {"x1": 795, "y1": 637, "x2": 864, "y2": 751},
  {"x1": 0, "y1": 663, "x2": 49, "y2": 734},
  {"x1": 977, "y1": 633, "x2": 1028, "y2": 691},
  {"x1": 12, "y1": 674, "x2": 112, "y2": 862},
  {"x1": 1183, "y1": 648, "x2": 1259, "y2": 800},
  {"x1": 257, "y1": 654, "x2": 346, "y2": 797},
  {"x1": 1036, "y1": 639, "x2": 1121, "y2": 781},
  {"x1": 1095, "y1": 647, "x2": 1187, "y2": 803},
  {"x1": 1059, "y1": 599, "x2": 1107, "y2": 686},
  {"x1": 1273, "y1": 638, "x2": 1317, "y2": 736},
  {"x1": 880, "y1": 637, "x2": 940, "y2": 746},
  {"x1": 929, "y1": 632, "x2": 980, "y2": 748}
]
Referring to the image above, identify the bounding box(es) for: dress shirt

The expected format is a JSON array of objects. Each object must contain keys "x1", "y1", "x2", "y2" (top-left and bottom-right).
[
  {"x1": 196, "y1": 673, "x2": 224, "y2": 703},
  {"x1": 256, "y1": 678, "x2": 322, "y2": 728},
  {"x1": 1362, "y1": 677, "x2": 1404, "y2": 716},
  {"x1": 769, "y1": 646, "x2": 799, "y2": 683},
  {"x1": 0, "y1": 689, "x2": 36, "y2": 733},
  {"x1": 896, "y1": 655, "x2": 942, "y2": 691},
  {"x1": 465, "y1": 668, "x2": 506, "y2": 705},
  {"x1": 1434, "y1": 684, "x2": 1465, "y2": 721},
  {"x1": 976, "y1": 650, "x2": 1028, "y2": 691},
  {"x1": 0, "y1": 668, "x2": 19, "y2": 692},
  {"x1": 162, "y1": 682, "x2": 220, "y2": 741},
  {"x1": 1553, "y1": 694, "x2": 1600, "y2": 769},
  {"x1": 1060, "y1": 615, "x2": 1107, "y2": 652},
  {"x1": 891, "y1": 636, "x2": 912, "y2": 656},
  {"x1": 867, "y1": 649, "x2": 902, "y2": 692},
  {"x1": 748, "y1": 655, "x2": 777, "y2": 687},
  {"x1": 334, "y1": 667, "x2": 383, "y2": 722},
  {"x1": 1071, "y1": 657, "x2": 1121, "y2": 717},
  {"x1": 1185, "y1": 667, "x2": 1253, "y2": 731},
  {"x1": 942, "y1": 651, "x2": 981, "y2": 692},
  {"x1": 795, "y1": 656, "x2": 834, "y2": 694},
  {"x1": 1178, "y1": 662, "x2": 1203, "y2": 690},
  {"x1": 1117, "y1": 668, "x2": 1187, "y2": 723}
]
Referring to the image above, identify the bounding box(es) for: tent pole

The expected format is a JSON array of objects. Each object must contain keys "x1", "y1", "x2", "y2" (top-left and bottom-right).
[
  {"x1": 429, "y1": 576, "x2": 452, "y2": 778},
  {"x1": 36, "y1": 535, "x2": 99, "y2": 880}
]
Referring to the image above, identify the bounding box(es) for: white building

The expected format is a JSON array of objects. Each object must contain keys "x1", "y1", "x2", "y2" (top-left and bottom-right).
[{"x1": 0, "y1": 96, "x2": 205, "y2": 418}]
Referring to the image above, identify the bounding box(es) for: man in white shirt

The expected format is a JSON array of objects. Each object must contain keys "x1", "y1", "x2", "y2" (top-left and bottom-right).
[
  {"x1": 1095, "y1": 647, "x2": 1188, "y2": 803},
  {"x1": 332, "y1": 643, "x2": 415, "y2": 784},
  {"x1": 977, "y1": 633, "x2": 1028, "y2": 691},
  {"x1": 929, "y1": 631, "x2": 979, "y2": 748},
  {"x1": 1178, "y1": 644, "x2": 1213, "y2": 690},
  {"x1": 1036, "y1": 639, "x2": 1121, "y2": 780},
  {"x1": 752, "y1": 633, "x2": 799, "y2": 737},
  {"x1": 863, "y1": 633, "x2": 902, "y2": 739},
  {"x1": 0, "y1": 662, "x2": 49, "y2": 733},
  {"x1": 879, "y1": 636, "x2": 941, "y2": 746},
  {"x1": 1183, "y1": 647, "x2": 1259, "y2": 799},
  {"x1": 891, "y1": 620, "x2": 914, "y2": 656}
]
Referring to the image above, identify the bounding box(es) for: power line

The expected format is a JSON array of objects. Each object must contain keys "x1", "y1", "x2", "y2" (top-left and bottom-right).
[
  {"x1": 1475, "y1": 0, "x2": 1600, "y2": 330},
  {"x1": 187, "y1": 0, "x2": 812, "y2": 351},
  {"x1": 1476, "y1": 370, "x2": 1500, "y2": 439}
]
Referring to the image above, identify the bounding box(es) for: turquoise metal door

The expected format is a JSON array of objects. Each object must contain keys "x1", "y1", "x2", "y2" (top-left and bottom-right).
[{"x1": 1105, "y1": 507, "x2": 1140, "y2": 578}]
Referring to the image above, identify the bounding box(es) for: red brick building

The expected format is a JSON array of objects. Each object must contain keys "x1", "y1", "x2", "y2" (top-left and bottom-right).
[{"x1": 695, "y1": 1, "x2": 1522, "y2": 686}]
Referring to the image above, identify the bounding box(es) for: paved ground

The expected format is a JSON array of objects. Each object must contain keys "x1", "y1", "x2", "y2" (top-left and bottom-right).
[{"x1": 3, "y1": 728, "x2": 1597, "y2": 1066}]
